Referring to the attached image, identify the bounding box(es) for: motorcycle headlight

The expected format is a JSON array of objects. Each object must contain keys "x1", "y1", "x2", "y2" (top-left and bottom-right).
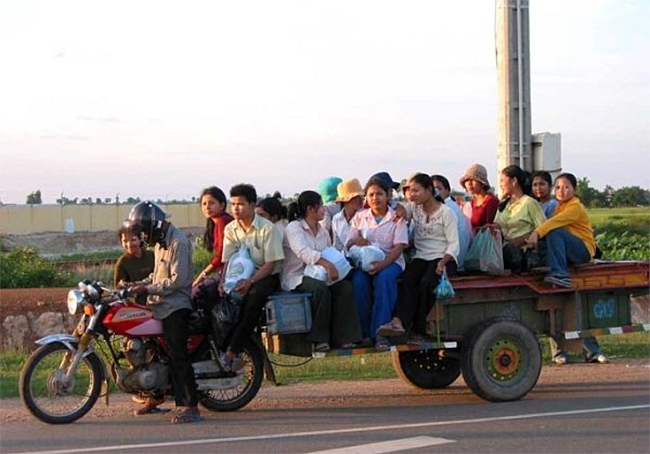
[{"x1": 67, "y1": 289, "x2": 84, "y2": 315}]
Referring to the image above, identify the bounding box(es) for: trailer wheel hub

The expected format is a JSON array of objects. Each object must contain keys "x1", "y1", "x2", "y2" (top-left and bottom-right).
[{"x1": 487, "y1": 340, "x2": 521, "y2": 380}]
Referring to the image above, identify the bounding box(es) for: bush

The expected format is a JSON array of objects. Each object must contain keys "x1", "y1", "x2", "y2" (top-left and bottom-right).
[
  {"x1": 0, "y1": 247, "x2": 71, "y2": 288},
  {"x1": 595, "y1": 232, "x2": 650, "y2": 261}
]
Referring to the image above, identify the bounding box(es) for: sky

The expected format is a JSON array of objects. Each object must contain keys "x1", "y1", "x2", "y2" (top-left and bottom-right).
[{"x1": 0, "y1": 0, "x2": 648, "y2": 205}]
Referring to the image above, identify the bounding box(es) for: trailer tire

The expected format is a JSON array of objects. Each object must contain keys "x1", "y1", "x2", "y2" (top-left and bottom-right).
[
  {"x1": 461, "y1": 317, "x2": 541, "y2": 402},
  {"x1": 392, "y1": 349, "x2": 461, "y2": 390}
]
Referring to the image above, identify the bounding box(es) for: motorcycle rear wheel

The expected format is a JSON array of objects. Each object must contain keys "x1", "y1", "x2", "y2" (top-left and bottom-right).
[
  {"x1": 19, "y1": 342, "x2": 103, "y2": 424},
  {"x1": 198, "y1": 338, "x2": 264, "y2": 412}
]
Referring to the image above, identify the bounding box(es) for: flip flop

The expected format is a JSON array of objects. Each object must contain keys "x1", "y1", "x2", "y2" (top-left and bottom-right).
[{"x1": 171, "y1": 410, "x2": 204, "y2": 424}]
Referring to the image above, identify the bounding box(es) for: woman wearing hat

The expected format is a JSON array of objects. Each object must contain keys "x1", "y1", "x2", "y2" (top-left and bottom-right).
[
  {"x1": 459, "y1": 163, "x2": 500, "y2": 234},
  {"x1": 331, "y1": 179, "x2": 365, "y2": 253},
  {"x1": 317, "y1": 176, "x2": 343, "y2": 238},
  {"x1": 346, "y1": 176, "x2": 409, "y2": 350}
]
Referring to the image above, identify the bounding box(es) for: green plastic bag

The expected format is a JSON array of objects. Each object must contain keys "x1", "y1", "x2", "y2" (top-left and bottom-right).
[{"x1": 464, "y1": 229, "x2": 505, "y2": 275}]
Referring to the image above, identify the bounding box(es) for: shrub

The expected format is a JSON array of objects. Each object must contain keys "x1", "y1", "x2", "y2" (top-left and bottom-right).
[
  {"x1": 0, "y1": 247, "x2": 71, "y2": 288},
  {"x1": 595, "y1": 232, "x2": 650, "y2": 261}
]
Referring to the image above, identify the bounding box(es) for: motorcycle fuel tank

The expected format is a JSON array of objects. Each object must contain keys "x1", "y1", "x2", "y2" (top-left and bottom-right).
[{"x1": 103, "y1": 304, "x2": 163, "y2": 336}]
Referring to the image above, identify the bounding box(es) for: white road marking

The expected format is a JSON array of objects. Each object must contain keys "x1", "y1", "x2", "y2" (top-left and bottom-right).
[
  {"x1": 17, "y1": 404, "x2": 649, "y2": 454},
  {"x1": 307, "y1": 436, "x2": 455, "y2": 454}
]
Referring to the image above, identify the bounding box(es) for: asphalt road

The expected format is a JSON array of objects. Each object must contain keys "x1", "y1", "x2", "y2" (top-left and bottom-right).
[{"x1": 1, "y1": 362, "x2": 649, "y2": 454}]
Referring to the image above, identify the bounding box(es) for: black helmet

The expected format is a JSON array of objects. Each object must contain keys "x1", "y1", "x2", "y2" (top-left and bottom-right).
[{"x1": 127, "y1": 201, "x2": 170, "y2": 245}]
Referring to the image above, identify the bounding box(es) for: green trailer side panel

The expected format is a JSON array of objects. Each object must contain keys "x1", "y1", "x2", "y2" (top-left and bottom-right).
[
  {"x1": 582, "y1": 291, "x2": 632, "y2": 329},
  {"x1": 443, "y1": 298, "x2": 547, "y2": 340}
]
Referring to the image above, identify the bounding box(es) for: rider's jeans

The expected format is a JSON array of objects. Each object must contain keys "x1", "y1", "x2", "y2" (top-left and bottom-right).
[{"x1": 163, "y1": 308, "x2": 198, "y2": 407}]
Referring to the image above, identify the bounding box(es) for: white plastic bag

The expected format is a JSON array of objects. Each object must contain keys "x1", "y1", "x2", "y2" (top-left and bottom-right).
[
  {"x1": 348, "y1": 245, "x2": 386, "y2": 272},
  {"x1": 304, "y1": 264, "x2": 329, "y2": 282},
  {"x1": 223, "y1": 247, "x2": 256, "y2": 294},
  {"x1": 304, "y1": 247, "x2": 351, "y2": 285}
]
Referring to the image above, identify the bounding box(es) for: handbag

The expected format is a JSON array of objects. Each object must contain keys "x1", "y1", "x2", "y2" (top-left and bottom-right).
[{"x1": 464, "y1": 228, "x2": 505, "y2": 275}]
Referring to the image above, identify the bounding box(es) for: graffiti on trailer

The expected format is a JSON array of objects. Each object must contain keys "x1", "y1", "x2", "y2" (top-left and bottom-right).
[{"x1": 592, "y1": 298, "x2": 616, "y2": 319}]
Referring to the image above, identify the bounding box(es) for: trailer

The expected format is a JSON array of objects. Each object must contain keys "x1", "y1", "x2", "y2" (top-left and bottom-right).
[{"x1": 263, "y1": 260, "x2": 650, "y2": 403}]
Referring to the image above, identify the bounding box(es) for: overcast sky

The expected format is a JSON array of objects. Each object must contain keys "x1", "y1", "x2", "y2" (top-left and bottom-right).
[{"x1": 0, "y1": 0, "x2": 648, "y2": 204}]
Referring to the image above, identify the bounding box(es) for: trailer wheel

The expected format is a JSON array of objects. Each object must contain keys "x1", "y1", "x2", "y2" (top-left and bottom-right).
[
  {"x1": 461, "y1": 317, "x2": 541, "y2": 402},
  {"x1": 392, "y1": 349, "x2": 461, "y2": 390}
]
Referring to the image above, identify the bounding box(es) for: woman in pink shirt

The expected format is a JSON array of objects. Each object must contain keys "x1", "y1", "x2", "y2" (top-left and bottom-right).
[{"x1": 346, "y1": 176, "x2": 409, "y2": 350}]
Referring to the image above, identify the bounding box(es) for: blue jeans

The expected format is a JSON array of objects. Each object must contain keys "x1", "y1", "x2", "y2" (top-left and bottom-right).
[
  {"x1": 352, "y1": 263, "x2": 403, "y2": 339},
  {"x1": 545, "y1": 228, "x2": 591, "y2": 277},
  {"x1": 549, "y1": 335, "x2": 602, "y2": 360}
]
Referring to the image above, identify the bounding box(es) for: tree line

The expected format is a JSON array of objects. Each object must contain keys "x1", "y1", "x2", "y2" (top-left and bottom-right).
[{"x1": 16, "y1": 182, "x2": 650, "y2": 208}]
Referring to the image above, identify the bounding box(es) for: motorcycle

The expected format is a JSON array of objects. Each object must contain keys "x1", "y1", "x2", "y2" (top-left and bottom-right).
[{"x1": 19, "y1": 280, "x2": 265, "y2": 424}]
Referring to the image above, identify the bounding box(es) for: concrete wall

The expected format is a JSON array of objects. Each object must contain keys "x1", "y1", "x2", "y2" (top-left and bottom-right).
[{"x1": 0, "y1": 204, "x2": 205, "y2": 235}]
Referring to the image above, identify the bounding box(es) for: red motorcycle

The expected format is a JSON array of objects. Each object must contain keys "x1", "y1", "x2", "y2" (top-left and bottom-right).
[{"x1": 19, "y1": 280, "x2": 264, "y2": 424}]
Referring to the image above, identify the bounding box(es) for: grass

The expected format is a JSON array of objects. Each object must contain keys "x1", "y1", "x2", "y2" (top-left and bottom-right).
[
  {"x1": 2, "y1": 333, "x2": 647, "y2": 399},
  {"x1": 588, "y1": 207, "x2": 650, "y2": 227}
]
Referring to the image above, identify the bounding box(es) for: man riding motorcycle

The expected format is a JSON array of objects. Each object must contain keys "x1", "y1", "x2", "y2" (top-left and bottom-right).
[{"x1": 128, "y1": 201, "x2": 203, "y2": 424}]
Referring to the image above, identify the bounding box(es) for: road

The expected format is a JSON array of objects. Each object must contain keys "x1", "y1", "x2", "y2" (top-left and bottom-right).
[{"x1": 1, "y1": 360, "x2": 649, "y2": 454}]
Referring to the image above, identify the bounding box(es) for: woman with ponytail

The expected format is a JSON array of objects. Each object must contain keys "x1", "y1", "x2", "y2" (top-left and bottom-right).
[
  {"x1": 494, "y1": 165, "x2": 546, "y2": 272},
  {"x1": 281, "y1": 191, "x2": 362, "y2": 351}
]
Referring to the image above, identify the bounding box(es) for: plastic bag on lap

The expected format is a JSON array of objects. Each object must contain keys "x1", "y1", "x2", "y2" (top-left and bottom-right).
[
  {"x1": 223, "y1": 247, "x2": 256, "y2": 294},
  {"x1": 348, "y1": 245, "x2": 386, "y2": 272}
]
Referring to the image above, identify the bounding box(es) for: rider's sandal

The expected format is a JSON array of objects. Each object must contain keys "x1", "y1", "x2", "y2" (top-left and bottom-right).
[{"x1": 171, "y1": 408, "x2": 204, "y2": 424}]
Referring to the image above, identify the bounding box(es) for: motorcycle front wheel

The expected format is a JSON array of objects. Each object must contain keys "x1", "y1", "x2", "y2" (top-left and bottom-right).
[
  {"x1": 19, "y1": 342, "x2": 104, "y2": 424},
  {"x1": 198, "y1": 338, "x2": 264, "y2": 412}
]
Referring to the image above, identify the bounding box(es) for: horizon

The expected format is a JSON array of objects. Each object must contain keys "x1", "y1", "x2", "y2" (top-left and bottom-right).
[{"x1": 1, "y1": 0, "x2": 648, "y2": 205}]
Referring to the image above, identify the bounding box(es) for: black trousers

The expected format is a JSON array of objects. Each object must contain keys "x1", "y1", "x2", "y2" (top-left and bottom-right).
[
  {"x1": 229, "y1": 274, "x2": 279, "y2": 354},
  {"x1": 162, "y1": 308, "x2": 198, "y2": 407},
  {"x1": 394, "y1": 258, "x2": 457, "y2": 335}
]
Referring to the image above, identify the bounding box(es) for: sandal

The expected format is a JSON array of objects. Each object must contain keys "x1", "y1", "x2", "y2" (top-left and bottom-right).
[
  {"x1": 171, "y1": 407, "x2": 203, "y2": 424},
  {"x1": 133, "y1": 397, "x2": 168, "y2": 416},
  {"x1": 314, "y1": 342, "x2": 331, "y2": 352},
  {"x1": 376, "y1": 320, "x2": 405, "y2": 338},
  {"x1": 374, "y1": 336, "x2": 390, "y2": 351}
]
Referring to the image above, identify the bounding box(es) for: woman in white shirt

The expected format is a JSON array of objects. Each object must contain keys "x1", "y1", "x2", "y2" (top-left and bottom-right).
[
  {"x1": 281, "y1": 190, "x2": 362, "y2": 351},
  {"x1": 377, "y1": 173, "x2": 459, "y2": 343},
  {"x1": 331, "y1": 178, "x2": 364, "y2": 253},
  {"x1": 346, "y1": 177, "x2": 408, "y2": 350}
]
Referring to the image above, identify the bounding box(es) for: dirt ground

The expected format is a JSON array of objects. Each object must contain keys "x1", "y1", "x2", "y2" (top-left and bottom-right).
[{"x1": 0, "y1": 288, "x2": 70, "y2": 320}]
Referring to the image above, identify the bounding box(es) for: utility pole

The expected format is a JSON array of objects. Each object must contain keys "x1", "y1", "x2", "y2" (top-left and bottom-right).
[{"x1": 496, "y1": 0, "x2": 532, "y2": 174}]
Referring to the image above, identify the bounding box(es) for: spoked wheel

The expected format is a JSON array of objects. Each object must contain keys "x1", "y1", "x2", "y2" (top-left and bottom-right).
[
  {"x1": 198, "y1": 338, "x2": 264, "y2": 412},
  {"x1": 461, "y1": 317, "x2": 542, "y2": 402},
  {"x1": 19, "y1": 342, "x2": 104, "y2": 424},
  {"x1": 392, "y1": 348, "x2": 461, "y2": 389}
]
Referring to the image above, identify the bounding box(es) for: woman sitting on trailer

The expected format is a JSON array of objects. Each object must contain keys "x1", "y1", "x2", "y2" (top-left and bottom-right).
[
  {"x1": 281, "y1": 190, "x2": 362, "y2": 351},
  {"x1": 494, "y1": 165, "x2": 547, "y2": 272},
  {"x1": 525, "y1": 172, "x2": 596, "y2": 287},
  {"x1": 256, "y1": 191, "x2": 288, "y2": 239},
  {"x1": 531, "y1": 170, "x2": 559, "y2": 218},
  {"x1": 376, "y1": 173, "x2": 459, "y2": 344},
  {"x1": 346, "y1": 176, "x2": 409, "y2": 350},
  {"x1": 459, "y1": 163, "x2": 500, "y2": 234}
]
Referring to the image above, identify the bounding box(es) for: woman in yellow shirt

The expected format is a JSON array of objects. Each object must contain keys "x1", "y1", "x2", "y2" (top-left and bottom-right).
[{"x1": 526, "y1": 173, "x2": 595, "y2": 288}]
